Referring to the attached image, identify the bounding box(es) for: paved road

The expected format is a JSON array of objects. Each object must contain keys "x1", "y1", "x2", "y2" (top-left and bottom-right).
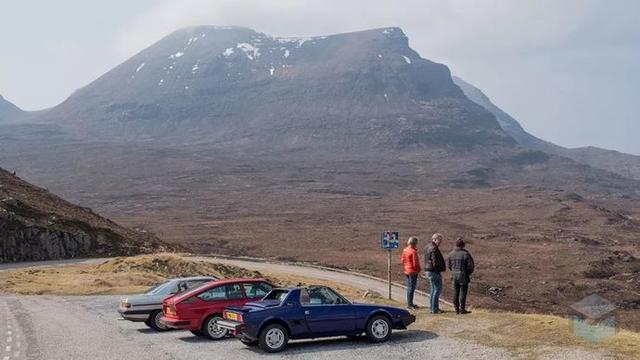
[{"x1": 0, "y1": 295, "x2": 512, "y2": 360}]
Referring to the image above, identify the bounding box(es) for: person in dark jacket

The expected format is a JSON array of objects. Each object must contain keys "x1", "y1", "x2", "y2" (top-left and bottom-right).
[
  {"x1": 448, "y1": 238, "x2": 475, "y2": 314},
  {"x1": 424, "y1": 233, "x2": 446, "y2": 314}
]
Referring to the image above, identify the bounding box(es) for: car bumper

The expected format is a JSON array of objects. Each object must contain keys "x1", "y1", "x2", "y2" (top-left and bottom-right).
[
  {"x1": 216, "y1": 319, "x2": 246, "y2": 335},
  {"x1": 393, "y1": 314, "x2": 416, "y2": 329},
  {"x1": 118, "y1": 308, "x2": 152, "y2": 322},
  {"x1": 160, "y1": 317, "x2": 195, "y2": 330}
]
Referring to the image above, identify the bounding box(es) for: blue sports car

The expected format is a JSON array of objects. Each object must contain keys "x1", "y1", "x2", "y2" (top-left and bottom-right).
[{"x1": 217, "y1": 285, "x2": 416, "y2": 352}]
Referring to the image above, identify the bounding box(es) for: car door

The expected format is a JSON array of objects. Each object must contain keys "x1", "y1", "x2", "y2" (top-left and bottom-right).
[
  {"x1": 193, "y1": 284, "x2": 246, "y2": 319},
  {"x1": 301, "y1": 287, "x2": 356, "y2": 337}
]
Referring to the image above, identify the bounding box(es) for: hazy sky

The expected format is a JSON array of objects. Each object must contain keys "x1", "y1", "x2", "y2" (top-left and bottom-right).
[{"x1": 1, "y1": 0, "x2": 639, "y2": 154}]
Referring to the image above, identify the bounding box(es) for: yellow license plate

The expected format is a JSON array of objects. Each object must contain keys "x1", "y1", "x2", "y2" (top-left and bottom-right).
[{"x1": 226, "y1": 312, "x2": 238, "y2": 321}]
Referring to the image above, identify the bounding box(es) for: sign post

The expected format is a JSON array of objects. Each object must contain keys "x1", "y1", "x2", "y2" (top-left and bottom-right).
[{"x1": 380, "y1": 231, "x2": 399, "y2": 301}]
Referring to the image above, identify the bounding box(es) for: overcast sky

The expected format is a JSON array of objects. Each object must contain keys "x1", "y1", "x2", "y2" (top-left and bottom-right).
[{"x1": 1, "y1": 0, "x2": 639, "y2": 154}]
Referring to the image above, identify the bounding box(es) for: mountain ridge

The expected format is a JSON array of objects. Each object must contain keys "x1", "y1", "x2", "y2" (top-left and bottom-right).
[{"x1": 453, "y1": 76, "x2": 640, "y2": 180}]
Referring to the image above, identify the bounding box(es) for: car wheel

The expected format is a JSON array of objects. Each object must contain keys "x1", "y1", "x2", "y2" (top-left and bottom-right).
[
  {"x1": 148, "y1": 310, "x2": 170, "y2": 332},
  {"x1": 259, "y1": 323, "x2": 288, "y2": 353},
  {"x1": 202, "y1": 316, "x2": 228, "y2": 340},
  {"x1": 240, "y1": 337, "x2": 258, "y2": 347},
  {"x1": 365, "y1": 315, "x2": 392, "y2": 343},
  {"x1": 190, "y1": 330, "x2": 204, "y2": 336}
]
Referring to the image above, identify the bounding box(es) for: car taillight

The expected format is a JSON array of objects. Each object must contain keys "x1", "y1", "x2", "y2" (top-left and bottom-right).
[
  {"x1": 223, "y1": 311, "x2": 243, "y2": 322},
  {"x1": 164, "y1": 305, "x2": 177, "y2": 316}
]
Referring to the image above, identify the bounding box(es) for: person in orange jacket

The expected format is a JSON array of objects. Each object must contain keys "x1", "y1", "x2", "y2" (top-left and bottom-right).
[{"x1": 400, "y1": 236, "x2": 421, "y2": 309}]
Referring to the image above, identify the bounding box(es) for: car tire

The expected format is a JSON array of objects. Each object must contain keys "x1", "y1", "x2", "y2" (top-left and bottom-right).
[
  {"x1": 240, "y1": 337, "x2": 258, "y2": 347},
  {"x1": 365, "y1": 315, "x2": 392, "y2": 343},
  {"x1": 190, "y1": 330, "x2": 204, "y2": 336},
  {"x1": 148, "y1": 310, "x2": 170, "y2": 332},
  {"x1": 258, "y1": 323, "x2": 289, "y2": 353},
  {"x1": 202, "y1": 315, "x2": 228, "y2": 340}
]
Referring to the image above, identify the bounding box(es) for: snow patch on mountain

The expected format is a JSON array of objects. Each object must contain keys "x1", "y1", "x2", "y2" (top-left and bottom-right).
[
  {"x1": 169, "y1": 52, "x2": 184, "y2": 59},
  {"x1": 403, "y1": 56, "x2": 412, "y2": 64},
  {"x1": 237, "y1": 43, "x2": 260, "y2": 60}
]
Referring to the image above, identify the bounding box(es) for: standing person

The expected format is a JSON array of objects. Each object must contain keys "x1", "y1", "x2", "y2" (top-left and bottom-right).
[
  {"x1": 400, "y1": 237, "x2": 421, "y2": 309},
  {"x1": 425, "y1": 233, "x2": 446, "y2": 314},
  {"x1": 448, "y1": 238, "x2": 475, "y2": 314}
]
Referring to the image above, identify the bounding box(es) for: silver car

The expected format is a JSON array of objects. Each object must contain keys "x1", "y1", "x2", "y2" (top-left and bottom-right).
[{"x1": 118, "y1": 276, "x2": 216, "y2": 331}]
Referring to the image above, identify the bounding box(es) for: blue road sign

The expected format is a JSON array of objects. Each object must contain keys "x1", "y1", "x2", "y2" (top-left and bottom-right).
[{"x1": 381, "y1": 231, "x2": 400, "y2": 249}]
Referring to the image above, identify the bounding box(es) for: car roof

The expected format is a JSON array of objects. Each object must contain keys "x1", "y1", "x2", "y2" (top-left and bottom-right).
[
  {"x1": 166, "y1": 278, "x2": 268, "y2": 303},
  {"x1": 167, "y1": 276, "x2": 217, "y2": 282}
]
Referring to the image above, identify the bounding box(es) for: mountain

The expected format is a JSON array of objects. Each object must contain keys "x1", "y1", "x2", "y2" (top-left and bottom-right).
[
  {"x1": 453, "y1": 76, "x2": 640, "y2": 180},
  {"x1": 39, "y1": 26, "x2": 513, "y2": 150},
  {"x1": 0, "y1": 167, "x2": 167, "y2": 262},
  {"x1": 0, "y1": 94, "x2": 27, "y2": 123}
]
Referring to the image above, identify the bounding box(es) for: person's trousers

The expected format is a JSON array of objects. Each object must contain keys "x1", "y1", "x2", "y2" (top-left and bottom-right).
[
  {"x1": 427, "y1": 271, "x2": 442, "y2": 312},
  {"x1": 453, "y1": 280, "x2": 469, "y2": 312},
  {"x1": 406, "y1": 274, "x2": 418, "y2": 306}
]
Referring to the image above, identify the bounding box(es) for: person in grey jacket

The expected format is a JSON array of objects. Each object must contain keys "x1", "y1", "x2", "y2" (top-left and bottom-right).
[
  {"x1": 447, "y1": 238, "x2": 475, "y2": 314},
  {"x1": 424, "y1": 233, "x2": 446, "y2": 314}
]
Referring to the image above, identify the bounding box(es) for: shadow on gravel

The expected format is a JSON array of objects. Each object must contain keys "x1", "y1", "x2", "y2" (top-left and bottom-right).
[
  {"x1": 176, "y1": 335, "x2": 236, "y2": 343},
  {"x1": 246, "y1": 330, "x2": 437, "y2": 355}
]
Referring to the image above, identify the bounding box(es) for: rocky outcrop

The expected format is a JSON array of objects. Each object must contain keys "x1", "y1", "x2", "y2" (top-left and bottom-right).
[{"x1": 0, "y1": 169, "x2": 169, "y2": 263}]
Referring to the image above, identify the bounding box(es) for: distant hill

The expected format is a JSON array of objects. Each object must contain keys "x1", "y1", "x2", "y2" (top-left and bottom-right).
[
  {"x1": 0, "y1": 95, "x2": 27, "y2": 123},
  {"x1": 453, "y1": 76, "x2": 640, "y2": 180},
  {"x1": 0, "y1": 167, "x2": 168, "y2": 262}
]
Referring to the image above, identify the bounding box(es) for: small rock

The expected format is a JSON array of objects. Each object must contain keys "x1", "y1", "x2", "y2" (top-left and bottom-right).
[
  {"x1": 362, "y1": 289, "x2": 382, "y2": 298},
  {"x1": 488, "y1": 287, "x2": 504, "y2": 296},
  {"x1": 2, "y1": 197, "x2": 18, "y2": 207}
]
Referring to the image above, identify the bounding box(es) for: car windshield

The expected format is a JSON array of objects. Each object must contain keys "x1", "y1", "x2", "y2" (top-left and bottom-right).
[
  {"x1": 146, "y1": 281, "x2": 177, "y2": 295},
  {"x1": 263, "y1": 289, "x2": 290, "y2": 302}
]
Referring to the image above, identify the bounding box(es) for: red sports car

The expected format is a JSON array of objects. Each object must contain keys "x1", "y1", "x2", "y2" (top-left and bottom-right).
[{"x1": 160, "y1": 278, "x2": 274, "y2": 339}]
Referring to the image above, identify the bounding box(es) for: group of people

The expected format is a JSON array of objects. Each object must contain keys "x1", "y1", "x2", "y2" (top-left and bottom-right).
[{"x1": 400, "y1": 233, "x2": 475, "y2": 314}]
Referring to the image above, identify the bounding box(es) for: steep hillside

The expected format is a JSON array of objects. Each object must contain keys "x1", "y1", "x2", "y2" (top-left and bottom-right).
[
  {"x1": 0, "y1": 95, "x2": 26, "y2": 123},
  {"x1": 0, "y1": 167, "x2": 167, "y2": 262},
  {"x1": 453, "y1": 76, "x2": 640, "y2": 180}
]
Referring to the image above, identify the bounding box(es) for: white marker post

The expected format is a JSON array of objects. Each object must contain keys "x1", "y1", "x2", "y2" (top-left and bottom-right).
[{"x1": 381, "y1": 231, "x2": 399, "y2": 300}]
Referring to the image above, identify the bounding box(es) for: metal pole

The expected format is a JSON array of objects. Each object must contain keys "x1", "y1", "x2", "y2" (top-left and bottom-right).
[{"x1": 387, "y1": 249, "x2": 392, "y2": 300}]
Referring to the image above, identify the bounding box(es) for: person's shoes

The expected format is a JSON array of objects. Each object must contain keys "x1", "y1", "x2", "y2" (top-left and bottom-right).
[
  {"x1": 410, "y1": 304, "x2": 420, "y2": 309},
  {"x1": 459, "y1": 310, "x2": 471, "y2": 315},
  {"x1": 430, "y1": 309, "x2": 441, "y2": 314},
  {"x1": 407, "y1": 304, "x2": 417, "y2": 310}
]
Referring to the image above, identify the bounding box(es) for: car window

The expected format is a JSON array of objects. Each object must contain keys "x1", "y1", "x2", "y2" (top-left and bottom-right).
[
  {"x1": 305, "y1": 287, "x2": 349, "y2": 305},
  {"x1": 263, "y1": 289, "x2": 290, "y2": 302},
  {"x1": 227, "y1": 284, "x2": 243, "y2": 299},
  {"x1": 243, "y1": 282, "x2": 273, "y2": 298},
  {"x1": 186, "y1": 279, "x2": 210, "y2": 289},
  {"x1": 197, "y1": 286, "x2": 226, "y2": 301},
  {"x1": 147, "y1": 281, "x2": 177, "y2": 295},
  {"x1": 197, "y1": 284, "x2": 243, "y2": 301}
]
